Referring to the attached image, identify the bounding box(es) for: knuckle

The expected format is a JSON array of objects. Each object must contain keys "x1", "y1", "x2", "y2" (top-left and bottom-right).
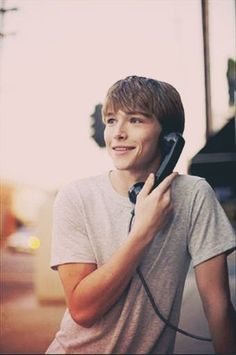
[
  {"x1": 164, "y1": 193, "x2": 171, "y2": 203},
  {"x1": 162, "y1": 192, "x2": 171, "y2": 205}
]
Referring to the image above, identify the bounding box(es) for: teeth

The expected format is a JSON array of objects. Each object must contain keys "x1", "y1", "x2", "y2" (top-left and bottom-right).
[{"x1": 114, "y1": 147, "x2": 132, "y2": 151}]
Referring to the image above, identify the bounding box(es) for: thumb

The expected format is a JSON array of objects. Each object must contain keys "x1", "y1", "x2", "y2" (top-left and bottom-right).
[{"x1": 138, "y1": 173, "x2": 155, "y2": 198}]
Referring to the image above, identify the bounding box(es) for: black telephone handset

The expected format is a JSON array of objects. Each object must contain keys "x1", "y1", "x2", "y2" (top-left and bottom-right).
[{"x1": 128, "y1": 132, "x2": 185, "y2": 204}]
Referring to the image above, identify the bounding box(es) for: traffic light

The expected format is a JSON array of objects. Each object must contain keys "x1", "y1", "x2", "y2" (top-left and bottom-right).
[{"x1": 90, "y1": 104, "x2": 106, "y2": 147}]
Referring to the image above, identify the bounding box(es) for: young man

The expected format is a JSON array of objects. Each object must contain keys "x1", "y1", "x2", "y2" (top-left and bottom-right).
[{"x1": 46, "y1": 76, "x2": 236, "y2": 354}]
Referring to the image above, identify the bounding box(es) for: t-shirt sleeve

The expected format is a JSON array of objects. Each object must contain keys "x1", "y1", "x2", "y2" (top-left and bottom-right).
[
  {"x1": 187, "y1": 179, "x2": 236, "y2": 267},
  {"x1": 50, "y1": 184, "x2": 96, "y2": 270}
]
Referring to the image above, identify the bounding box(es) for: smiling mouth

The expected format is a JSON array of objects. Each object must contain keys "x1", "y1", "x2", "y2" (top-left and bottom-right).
[{"x1": 112, "y1": 146, "x2": 135, "y2": 151}]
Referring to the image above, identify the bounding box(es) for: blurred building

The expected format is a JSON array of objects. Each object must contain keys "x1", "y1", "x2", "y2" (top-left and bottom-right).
[{"x1": 189, "y1": 117, "x2": 236, "y2": 229}]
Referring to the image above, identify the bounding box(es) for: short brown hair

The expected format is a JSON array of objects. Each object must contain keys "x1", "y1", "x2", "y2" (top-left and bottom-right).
[{"x1": 102, "y1": 75, "x2": 185, "y2": 134}]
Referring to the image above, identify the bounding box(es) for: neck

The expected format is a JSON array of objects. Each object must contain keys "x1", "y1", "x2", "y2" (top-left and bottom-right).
[{"x1": 109, "y1": 158, "x2": 161, "y2": 197}]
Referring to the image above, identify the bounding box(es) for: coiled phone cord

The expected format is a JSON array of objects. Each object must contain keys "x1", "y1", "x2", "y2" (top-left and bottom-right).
[{"x1": 128, "y1": 210, "x2": 211, "y2": 342}]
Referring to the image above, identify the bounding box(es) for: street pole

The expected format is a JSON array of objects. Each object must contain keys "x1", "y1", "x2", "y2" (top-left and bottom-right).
[{"x1": 201, "y1": 0, "x2": 212, "y2": 140}]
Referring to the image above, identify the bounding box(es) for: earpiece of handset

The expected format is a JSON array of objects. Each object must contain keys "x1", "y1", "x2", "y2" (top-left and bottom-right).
[{"x1": 153, "y1": 133, "x2": 185, "y2": 188}]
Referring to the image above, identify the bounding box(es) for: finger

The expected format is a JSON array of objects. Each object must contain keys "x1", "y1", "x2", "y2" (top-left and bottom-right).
[
  {"x1": 161, "y1": 187, "x2": 171, "y2": 205},
  {"x1": 138, "y1": 173, "x2": 155, "y2": 198},
  {"x1": 154, "y1": 172, "x2": 178, "y2": 194}
]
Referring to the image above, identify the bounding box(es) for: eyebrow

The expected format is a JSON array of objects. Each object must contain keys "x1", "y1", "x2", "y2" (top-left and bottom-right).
[{"x1": 105, "y1": 111, "x2": 152, "y2": 117}]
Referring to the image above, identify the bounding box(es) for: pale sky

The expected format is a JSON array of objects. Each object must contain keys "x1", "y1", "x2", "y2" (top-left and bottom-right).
[{"x1": 0, "y1": 0, "x2": 235, "y2": 190}]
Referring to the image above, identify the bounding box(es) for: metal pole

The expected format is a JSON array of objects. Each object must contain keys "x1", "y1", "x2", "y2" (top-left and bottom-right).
[{"x1": 201, "y1": 0, "x2": 212, "y2": 139}]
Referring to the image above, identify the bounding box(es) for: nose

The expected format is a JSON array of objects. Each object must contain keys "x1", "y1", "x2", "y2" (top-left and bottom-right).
[{"x1": 113, "y1": 122, "x2": 128, "y2": 140}]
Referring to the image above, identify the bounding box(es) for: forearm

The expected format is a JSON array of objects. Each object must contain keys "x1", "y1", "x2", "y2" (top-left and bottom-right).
[
  {"x1": 70, "y1": 229, "x2": 153, "y2": 327},
  {"x1": 206, "y1": 302, "x2": 236, "y2": 354}
]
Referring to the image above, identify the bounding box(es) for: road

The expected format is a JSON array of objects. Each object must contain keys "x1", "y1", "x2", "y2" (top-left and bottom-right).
[{"x1": 1, "y1": 248, "x2": 235, "y2": 354}]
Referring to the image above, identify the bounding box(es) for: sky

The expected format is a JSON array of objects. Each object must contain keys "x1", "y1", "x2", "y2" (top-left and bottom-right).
[{"x1": 0, "y1": 0, "x2": 235, "y2": 191}]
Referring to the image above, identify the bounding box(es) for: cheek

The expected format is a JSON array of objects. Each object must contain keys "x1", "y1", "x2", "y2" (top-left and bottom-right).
[
  {"x1": 141, "y1": 131, "x2": 160, "y2": 153},
  {"x1": 104, "y1": 127, "x2": 110, "y2": 146}
]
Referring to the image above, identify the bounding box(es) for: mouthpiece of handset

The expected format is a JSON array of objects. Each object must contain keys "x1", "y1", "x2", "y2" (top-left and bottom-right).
[{"x1": 128, "y1": 182, "x2": 145, "y2": 204}]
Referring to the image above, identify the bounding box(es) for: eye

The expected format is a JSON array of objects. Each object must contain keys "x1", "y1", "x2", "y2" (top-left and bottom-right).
[
  {"x1": 130, "y1": 116, "x2": 143, "y2": 124},
  {"x1": 105, "y1": 117, "x2": 116, "y2": 125}
]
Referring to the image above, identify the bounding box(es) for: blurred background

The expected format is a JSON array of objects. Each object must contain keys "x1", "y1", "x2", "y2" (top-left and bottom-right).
[{"x1": 0, "y1": 0, "x2": 235, "y2": 353}]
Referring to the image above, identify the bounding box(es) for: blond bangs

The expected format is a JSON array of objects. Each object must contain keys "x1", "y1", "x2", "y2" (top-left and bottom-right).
[{"x1": 102, "y1": 92, "x2": 153, "y2": 121}]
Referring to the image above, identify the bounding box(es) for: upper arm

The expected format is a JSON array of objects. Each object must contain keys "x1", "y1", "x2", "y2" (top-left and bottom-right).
[
  {"x1": 194, "y1": 252, "x2": 231, "y2": 312},
  {"x1": 58, "y1": 262, "x2": 97, "y2": 306}
]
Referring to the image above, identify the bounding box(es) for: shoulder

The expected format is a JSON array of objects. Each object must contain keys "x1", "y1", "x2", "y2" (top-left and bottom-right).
[
  {"x1": 173, "y1": 174, "x2": 210, "y2": 194},
  {"x1": 55, "y1": 173, "x2": 108, "y2": 206},
  {"x1": 172, "y1": 174, "x2": 217, "y2": 207}
]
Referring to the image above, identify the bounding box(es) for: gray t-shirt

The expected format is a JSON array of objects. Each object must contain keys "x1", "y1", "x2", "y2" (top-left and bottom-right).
[{"x1": 46, "y1": 173, "x2": 236, "y2": 354}]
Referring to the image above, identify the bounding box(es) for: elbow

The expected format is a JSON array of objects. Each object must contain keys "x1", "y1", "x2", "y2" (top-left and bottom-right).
[
  {"x1": 70, "y1": 308, "x2": 98, "y2": 328},
  {"x1": 68, "y1": 292, "x2": 102, "y2": 328}
]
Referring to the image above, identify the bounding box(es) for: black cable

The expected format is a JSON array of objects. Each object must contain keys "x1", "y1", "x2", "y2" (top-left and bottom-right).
[{"x1": 128, "y1": 210, "x2": 211, "y2": 342}]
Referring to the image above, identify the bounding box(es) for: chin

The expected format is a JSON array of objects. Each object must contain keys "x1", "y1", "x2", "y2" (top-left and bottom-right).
[
  {"x1": 114, "y1": 164, "x2": 130, "y2": 171},
  {"x1": 111, "y1": 155, "x2": 142, "y2": 171},
  {"x1": 115, "y1": 163, "x2": 141, "y2": 172}
]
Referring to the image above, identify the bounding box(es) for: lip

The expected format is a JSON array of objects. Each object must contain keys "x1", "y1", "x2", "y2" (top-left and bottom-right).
[
  {"x1": 112, "y1": 146, "x2": 135, "y2": 150},
  {"x1": 112, "y1": 146, "x2": 135, "y2": 155}
]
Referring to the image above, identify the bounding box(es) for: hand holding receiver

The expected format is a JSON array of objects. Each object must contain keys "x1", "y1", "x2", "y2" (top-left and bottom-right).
[{"x1": 130, "y1": 172, "x2": 178, "y2": 243}]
